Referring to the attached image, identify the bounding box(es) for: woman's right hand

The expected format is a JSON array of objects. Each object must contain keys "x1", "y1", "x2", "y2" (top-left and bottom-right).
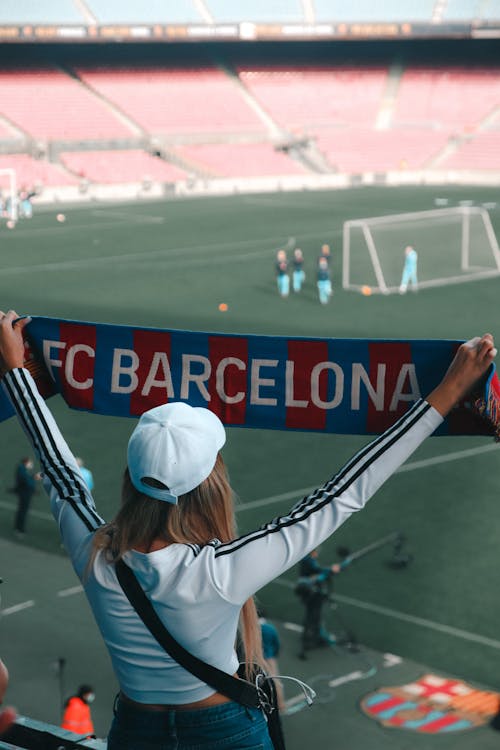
[
  {"x1": 427, "y1": 334, "x2": 497, "y2": 416},
  {"x1": 0, "y1": 310, "x2": 31, "y2": 376}
]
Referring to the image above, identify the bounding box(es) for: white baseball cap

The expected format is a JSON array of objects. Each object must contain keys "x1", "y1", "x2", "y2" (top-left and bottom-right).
[{"x1": 127, "y1": 401, "x2": 226, "y2": 504}]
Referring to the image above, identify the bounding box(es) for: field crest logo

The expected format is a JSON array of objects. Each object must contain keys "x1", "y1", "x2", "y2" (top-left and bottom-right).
[{"x1": 361, "y1": 673, "x2": 500, "y2": 733}]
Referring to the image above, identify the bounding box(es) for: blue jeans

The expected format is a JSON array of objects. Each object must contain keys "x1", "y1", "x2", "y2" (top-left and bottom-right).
[{"x1": 107, "y1": 696, "x2": 274, "y2": 750}]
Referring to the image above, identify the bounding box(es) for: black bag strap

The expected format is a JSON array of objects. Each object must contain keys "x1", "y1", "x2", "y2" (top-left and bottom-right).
[{"x1": 115, "y1": 558, "x2": 261, "y2": 709}]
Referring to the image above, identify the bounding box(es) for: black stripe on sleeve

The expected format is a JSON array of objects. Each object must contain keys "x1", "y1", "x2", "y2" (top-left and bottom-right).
[
  {"x1": 214, "y1": 399, "x2": 431, "y2": 559},
  {"x1": 5, "y1": 369, "x2": 102, "y2": 532},
  {"x1": 285, "y1": 398, "x2": 429, "y2": 522}
]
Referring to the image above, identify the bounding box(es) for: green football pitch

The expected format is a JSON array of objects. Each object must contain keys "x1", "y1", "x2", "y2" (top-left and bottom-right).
[{"x1": 1, "y1": 185, "x2": 500, "y2": 746}]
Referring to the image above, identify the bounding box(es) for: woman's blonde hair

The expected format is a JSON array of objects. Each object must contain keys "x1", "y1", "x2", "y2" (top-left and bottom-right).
[{"x1": 90, "y1": 454, "x2": 263, "y2": 676}]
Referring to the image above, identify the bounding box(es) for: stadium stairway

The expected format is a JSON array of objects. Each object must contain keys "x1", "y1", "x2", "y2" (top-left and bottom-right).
[
  {"x1": 154, "y1": 143, "x2": 219, "y2": 179},
  {"x1": 285, "y1": 136, "x2": 333, "y2": 174},
  {"x1": 218, "y1": 61, "x2": 285, "y2": 139},
  {"x1": 37, "y1": 65, "x2": 208, "y2": 182},
  {"x1": 425, "y1": 133, "x2": 463, "y2": 168},
  {"x1": 0, "y1": 116, "x2": 27, "y2": 146},
  {"x1": 62, "y1": 64, "x2": 145, "y2": 139},
  {"x1": 221, "y1": 62, "x2": 323, "y2": 174},
  {"x1": 74, "y1": 0, "x2": 97, "y2": 25},
  {"x1": 375, "y1": 60, "x2": 405, "y2": 130},
  {"x1": 426, "y1": 102, "x2": 500, "y2": 170},
  {"x1": 193, "y1": 0, "x2": 215, "y2": 23}
]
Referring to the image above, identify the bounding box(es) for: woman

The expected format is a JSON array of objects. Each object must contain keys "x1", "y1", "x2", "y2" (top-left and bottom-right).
[{"x1": 0, "y1": 310, "x2": 496, "y2": 749}]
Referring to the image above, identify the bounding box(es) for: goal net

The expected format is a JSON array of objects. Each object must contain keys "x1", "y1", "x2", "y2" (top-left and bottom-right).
[{"x1": 342, "y1": 206, "x2": 500, "y2": 294}]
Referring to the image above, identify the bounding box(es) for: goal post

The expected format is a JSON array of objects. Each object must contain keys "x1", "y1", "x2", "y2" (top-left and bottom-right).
[
  {"x1": 0, "y1": 168, "x2": 17, "y2": 222},
  {"x1": 343, "y1": 206, "x2": 500, "y2": 294}
]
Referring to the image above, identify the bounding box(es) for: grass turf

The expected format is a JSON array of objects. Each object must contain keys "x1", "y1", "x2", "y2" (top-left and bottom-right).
[{"x1": 0, "y1": 185, "x2": 500, "y2": 743}]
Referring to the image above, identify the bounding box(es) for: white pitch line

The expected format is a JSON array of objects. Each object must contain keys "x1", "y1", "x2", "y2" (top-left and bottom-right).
[
  {"x1": 0, "y1": 500, "x2": 52, "y2": 522},
  {"x1": 284, "y1": 622, "x2": 303, "y2": 633},
  {"x1": 91, "y1": 209, "x2": 165, "y2": 224},
  {"x1": 0, "y1": 233, "x2": 284, "y2": 276},
  {"x1": 333, "y1": 594, "x2": 500, "y2": 651},
  {"x1": 236, "y1": 487, "x2": 312, "y2": 512},
  {"x1": 0, "y1": 223, "x2": 341, "y2": 276},
  {"x1": 0, "y1": 218, "x2": 139, "y2": 240},
  {"x1": 0, "y1": 443, "x2": 495, "y2": 525},
  {"x1": 328, "y1": 671, "x2": 365, "y2": 688},
  {"x1": 236, "y1": 442, "x2": 498, "y2": 512},
  {"x1": 1, "y1": 600, "x2": 35, "y2": 616},
  {"x1": 273, "y1": 578, "x2": 500, "y2": 651},
  {"x1": 397, "y1": 442, "x2": 499, "y2": 472},
  {"x1": 57, "y1": 585, "x2": 84, "y2": 598}
]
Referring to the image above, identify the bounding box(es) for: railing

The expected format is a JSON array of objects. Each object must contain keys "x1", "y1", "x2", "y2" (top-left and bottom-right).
[{"x1": 2, "y1": 715, "x2": 106, "y2": 749}]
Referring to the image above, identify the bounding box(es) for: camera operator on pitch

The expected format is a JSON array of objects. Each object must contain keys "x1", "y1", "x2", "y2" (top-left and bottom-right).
[{"x1": 295, "y1": 549, "x2": 341, "y2": 659}]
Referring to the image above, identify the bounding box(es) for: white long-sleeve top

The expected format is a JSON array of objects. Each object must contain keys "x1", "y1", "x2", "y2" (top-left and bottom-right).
[{"x1": 3, "y1": 367, "x2": 443, "y2": 704}]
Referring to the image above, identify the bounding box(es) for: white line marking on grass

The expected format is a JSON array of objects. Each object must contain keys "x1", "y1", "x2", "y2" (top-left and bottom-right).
[
  {"x1": 333, "y1": 594, "x2": 500, "y2": 651},
  {"x1": 397, "y1": 442, "x2": 499, "y2": 472},
  {"x1": 383, "y1": 653, "x2": 402, "y2": 667},
  {"x1": 0, "y1": 444, "x2": 496, "y2": 524},
  {"x1": 273, "y1": 578, "x2": 500, "y2": 651},
  {"x1": 0, "y1": 222, "x2": 342, "y2": 276},
  {"x1": 1, "y1": 600, "x2": 35, "y2": 616},
  {"x1": 284, "y1": 622, "x2": 303, "y2": 633},
  {"x1": 241, "y1": 196, "x2": 319, "y2": 210},
  {"x1": 0, "y1": 218, "x2": 142, "y2": 241},
  {"x1": 0, "y1": 245, "x2": 276, "y2": 276},
  {"x1": 0, "y1": 500, "x2": 52, "y2": 522},
  {"x1": 91, "y1": 209, "x2": 165, "y2": 224},
  {"x1": 57, "y1": 585, "x2": 83, "y2": 598},
  {"x1": 0, "y1": 233, "x2": 287, "y2": 275},
  {"x1": 236, "y1": 443, "x2": 498, "y2": 512},
  {"x1": 236, "y1": 488, "x2": 311, "y2": 512},
  {"x1": 328, "y1": 671, "x2": 364, "y2": 688}
]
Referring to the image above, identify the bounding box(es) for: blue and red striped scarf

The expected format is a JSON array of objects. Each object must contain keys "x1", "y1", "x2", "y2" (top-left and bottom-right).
[{"x1": 2, "y1": 316, "x2": 498, "y2": 439}]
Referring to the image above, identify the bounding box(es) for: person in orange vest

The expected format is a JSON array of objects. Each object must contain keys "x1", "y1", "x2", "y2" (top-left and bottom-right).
[
  {"x1": 0, "y1": 657, "x2": 16, "y2": 736},
  {"x1": 61, "y1": 684, "x2": 95, "y2": 737}
]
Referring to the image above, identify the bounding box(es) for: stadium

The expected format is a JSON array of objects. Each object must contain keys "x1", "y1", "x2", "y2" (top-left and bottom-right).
[{"x1": 0, "y1": 1, "x2": 500, "y2": 749}]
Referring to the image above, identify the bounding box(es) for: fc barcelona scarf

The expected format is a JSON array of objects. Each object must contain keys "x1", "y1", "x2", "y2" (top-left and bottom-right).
[{"x1": 1, "y1": 316, "x2": 499, "y2": 439}]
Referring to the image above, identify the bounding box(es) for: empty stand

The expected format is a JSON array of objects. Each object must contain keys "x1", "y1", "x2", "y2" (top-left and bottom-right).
[
  {"x1": 174, "y1": 142, "x2": 308, "y2": 177},
  {"x1": 60, "y1": 150, "x2": 189, "y2": 183},
  {"x1": 75, "y1": 66, "x2": 266, "y2": 135},
  {"x1": 238, "y1": 66, "x2": 388, "y2": 129},
  {"x1": 393, "y1": 66, "x2": 500, "y2": 130},
  {"x1": 313, "y1": 128, "x2": 450, "y2": 172},
  {"x1": 0, "y1": 118, "x2": 21, "y2": 140},
  {"x1": 0, "y1": 57, "x2": 497, "y2": 183},
  {"x1": 439, "y1": 132, "x2": 500, "y2": 170},
  {"x1": 0, "y1": 66, "x2": 136, "y2": 140},
  {"x1": 0, "y1": 154, "x2": 77, "y2": 187}
]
